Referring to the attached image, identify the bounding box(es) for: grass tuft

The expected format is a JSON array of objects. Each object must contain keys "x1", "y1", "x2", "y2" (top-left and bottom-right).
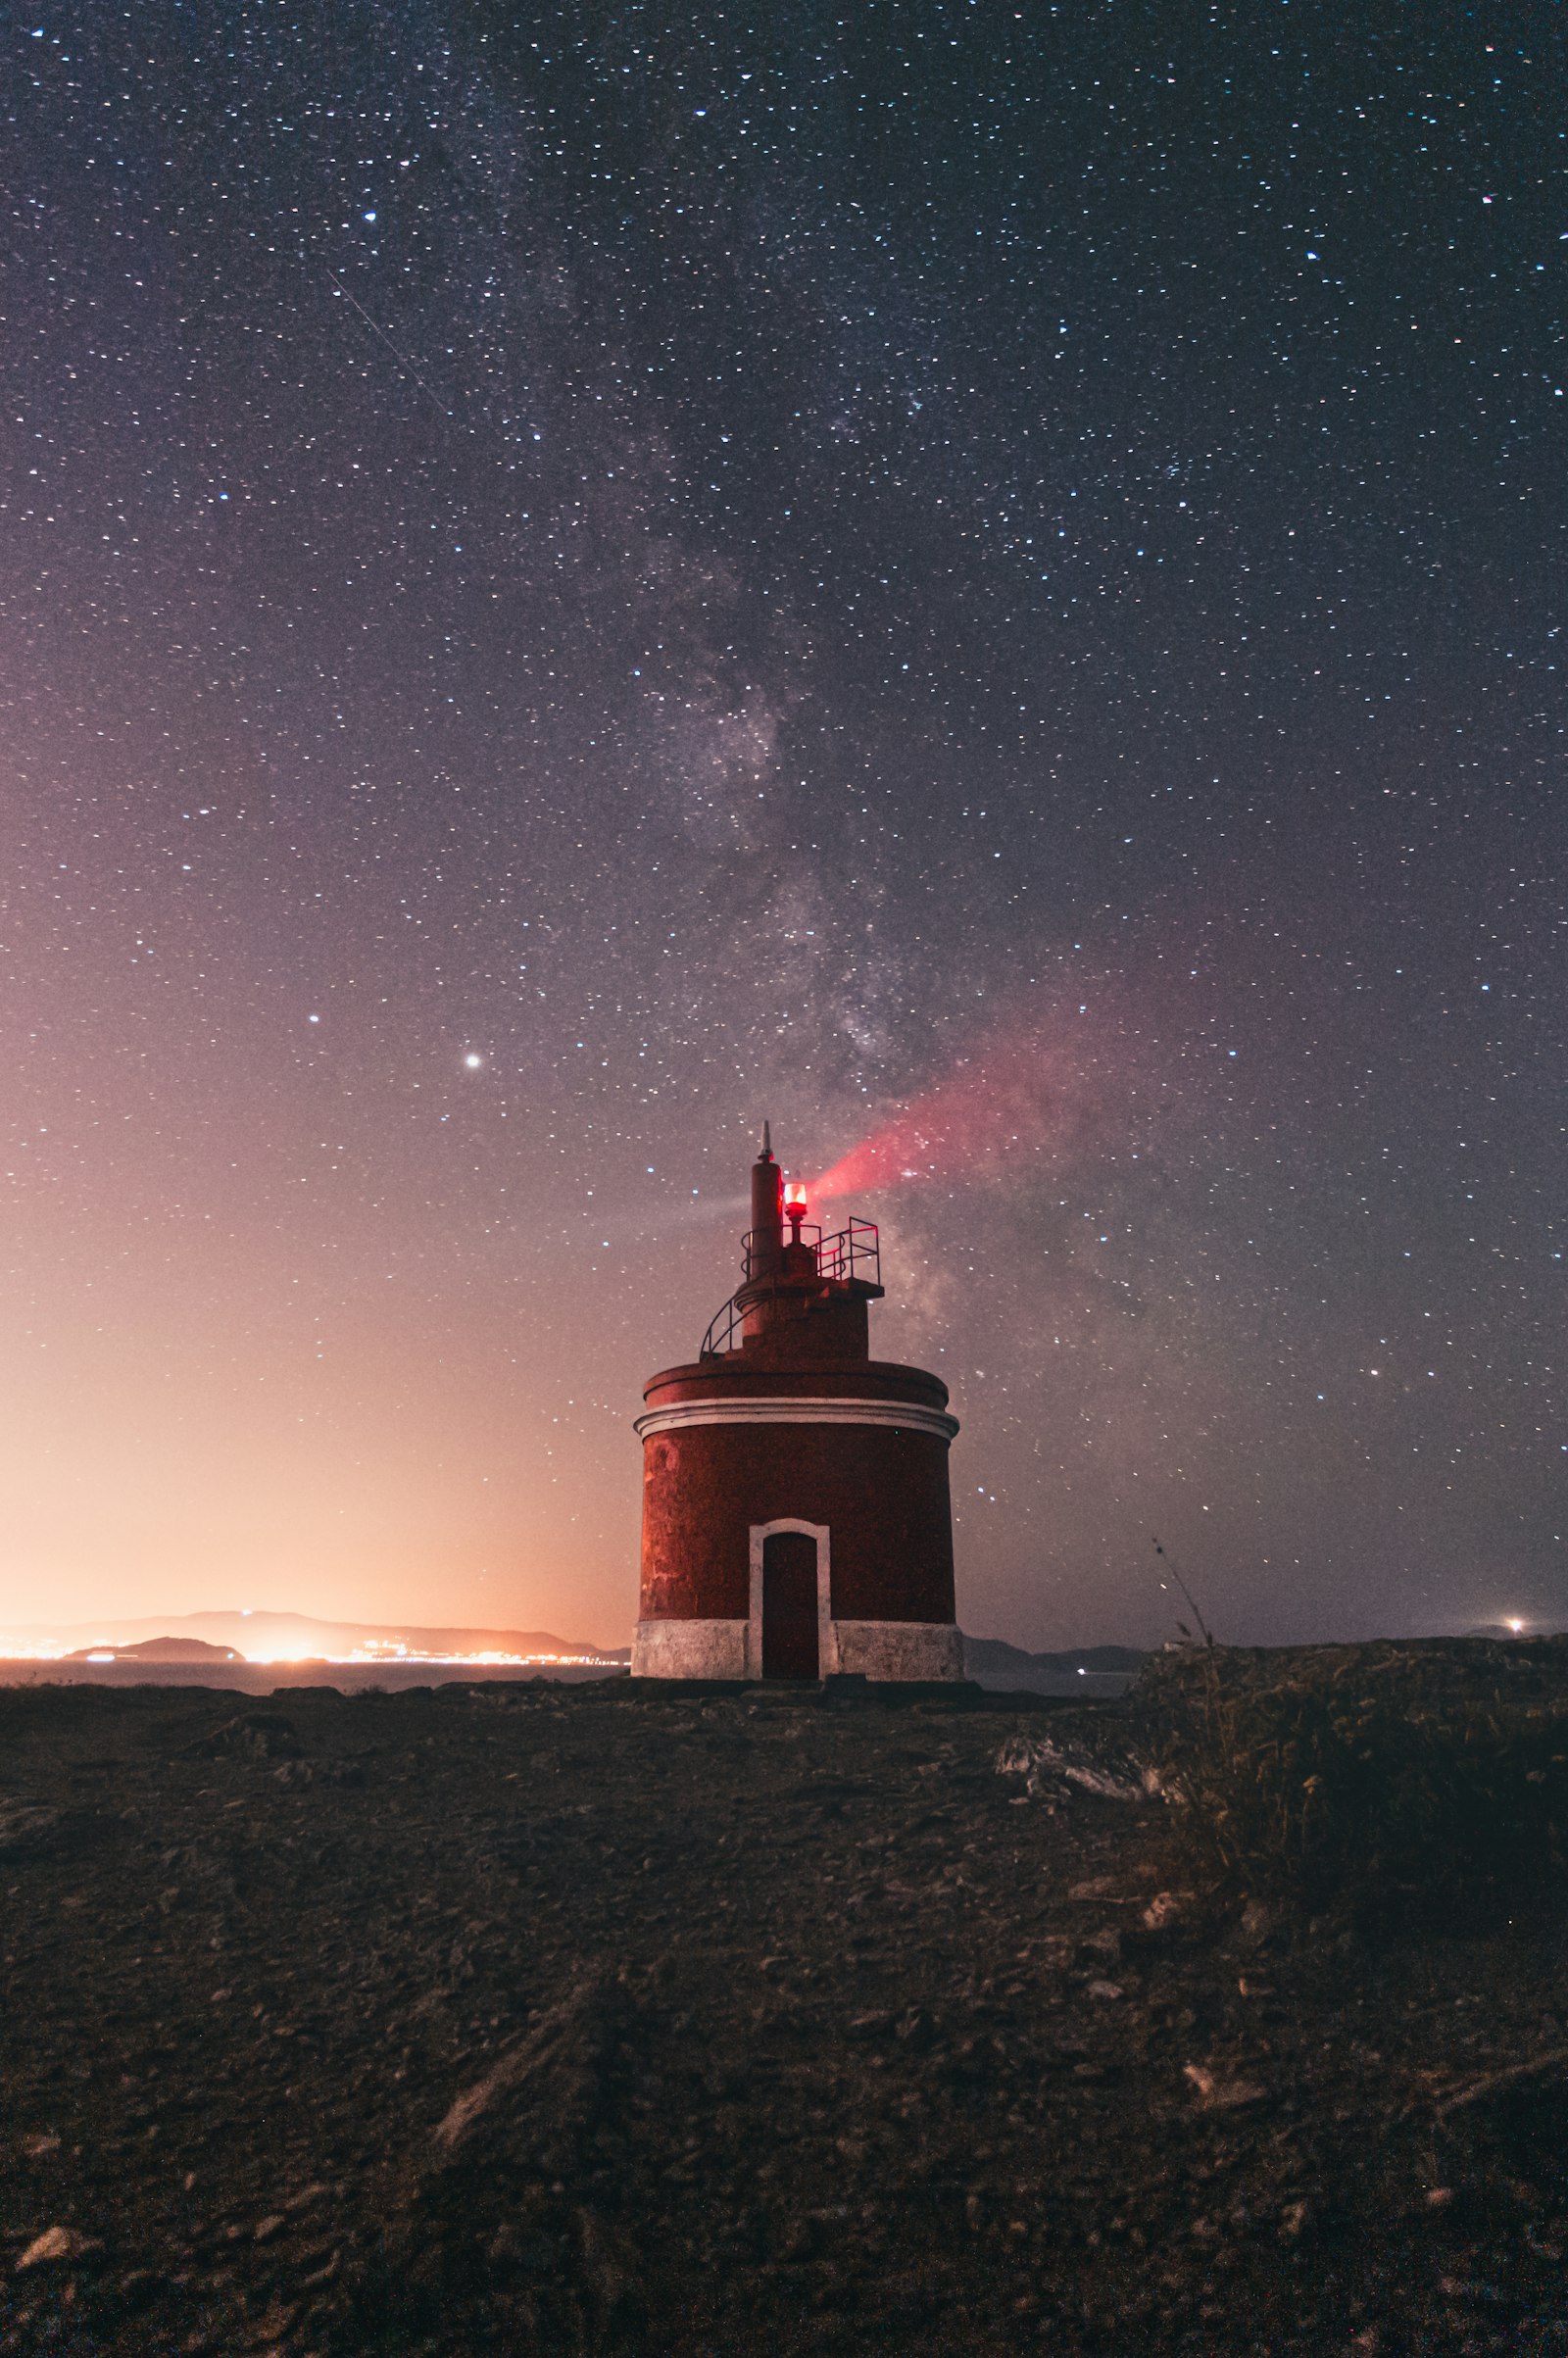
[{"x1": 1136, "y1": 1638, "x2": 1568, "y2": 1923}]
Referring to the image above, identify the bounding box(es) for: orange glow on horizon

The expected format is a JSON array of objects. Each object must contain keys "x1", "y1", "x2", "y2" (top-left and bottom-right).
[{"x1": 0, "y1": 1641, "x2": 621, "y2": 1668}]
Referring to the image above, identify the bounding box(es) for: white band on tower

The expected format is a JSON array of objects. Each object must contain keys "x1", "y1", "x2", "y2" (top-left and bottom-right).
[{"x1": 635, "y1": 1396, "x2": 958, "y2": 1444}]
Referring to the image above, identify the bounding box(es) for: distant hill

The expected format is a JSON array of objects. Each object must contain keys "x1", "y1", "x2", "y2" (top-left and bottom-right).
[
  {"x1": 63, "y1": 1636, "x2": 242, "y2": 1664},
  {"x1": 6, "y1": 1611, "x2": 627, "y2": 1665},
  {"x1": 963, "y1": 1635, "x2": 1146, "y2": 1678}
]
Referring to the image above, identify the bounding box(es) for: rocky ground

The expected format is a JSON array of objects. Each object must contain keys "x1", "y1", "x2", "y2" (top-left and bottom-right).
[{"x1": 2, "y1": 1672, "x2": 1566, "y2": 2356}]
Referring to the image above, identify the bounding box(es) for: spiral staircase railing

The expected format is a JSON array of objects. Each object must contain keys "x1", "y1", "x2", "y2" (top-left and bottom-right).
[{"x1": 699, "y1": 1219, "x2": 881, "y2": 1358}]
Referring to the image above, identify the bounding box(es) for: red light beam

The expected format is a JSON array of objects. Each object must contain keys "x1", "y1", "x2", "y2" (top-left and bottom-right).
[{"x1": 811, "y1": 1016, "x2": 1109, "y2": 1203}]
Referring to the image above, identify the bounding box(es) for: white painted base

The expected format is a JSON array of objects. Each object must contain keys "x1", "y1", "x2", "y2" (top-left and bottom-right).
[
  {"x1": 631, "y1": 1618, "x2": 749, "y2": 1679},
  {"x1": 630, "y1": 1616, "x2": 965, "y2": 1683},
  {"x1": 829, "y1": 1619, "x2": 966, "y2": 1682}
]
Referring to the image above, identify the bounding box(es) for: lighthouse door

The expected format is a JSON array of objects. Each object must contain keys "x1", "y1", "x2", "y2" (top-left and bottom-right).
[{"x1": 760, "y1": 1531, "x2": 819, "y2": 1679}]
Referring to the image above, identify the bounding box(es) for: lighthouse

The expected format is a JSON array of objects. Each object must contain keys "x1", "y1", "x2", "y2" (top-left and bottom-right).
[{"x1": 631, "y1": 1129, "x2": 964, "y2": 1682}]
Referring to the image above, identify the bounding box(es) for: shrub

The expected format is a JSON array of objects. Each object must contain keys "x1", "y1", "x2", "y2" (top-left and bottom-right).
[{"x1": 1136, "y1": 1639, "x2": 1568, "y2": 1921}]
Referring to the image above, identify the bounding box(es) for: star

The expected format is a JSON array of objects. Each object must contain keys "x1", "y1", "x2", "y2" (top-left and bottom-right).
[{"x1": 2, "y1": 0, "x2": 1555, "y2": 1653}]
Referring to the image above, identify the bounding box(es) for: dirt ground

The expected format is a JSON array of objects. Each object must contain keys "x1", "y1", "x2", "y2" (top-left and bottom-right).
[{"x1": 2, "y1": 1673, "x2": 1566, "y2": 2356}]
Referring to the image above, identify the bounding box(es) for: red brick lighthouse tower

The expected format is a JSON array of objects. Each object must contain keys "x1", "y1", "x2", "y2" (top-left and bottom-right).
[{"x1": 632, "y1": 1129, "x2": 963, "y2": 1682}]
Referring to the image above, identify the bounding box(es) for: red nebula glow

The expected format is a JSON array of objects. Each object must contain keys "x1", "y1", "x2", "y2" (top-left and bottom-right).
[{"x1": 811, "y1": 1018, "x2": 1107, "y2": 1203}]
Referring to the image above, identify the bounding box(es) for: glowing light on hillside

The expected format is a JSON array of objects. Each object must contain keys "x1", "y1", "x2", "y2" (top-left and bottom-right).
[{"x1": 0, "y1": 1640, "x2": 622, "y2": 1669}]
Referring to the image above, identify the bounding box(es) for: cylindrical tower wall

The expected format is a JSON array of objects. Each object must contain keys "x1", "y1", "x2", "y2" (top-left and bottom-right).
[{"x1": 639, "y1": 1417, "x2": 956, "y2": 1625}]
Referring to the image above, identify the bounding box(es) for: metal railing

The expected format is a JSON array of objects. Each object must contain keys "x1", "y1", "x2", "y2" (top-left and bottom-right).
[
  {"x1": 700, "y1": 1292, "x2": 750, "y2": 1359},
  {"x1": 699, "y1": 1218, "x2": 881, "y2": 1358},
  {"x1": 815, "y1": 1216, "x2": 881, "y2": 1286},
  {"x1": 741, "y1": 1223, "x2": 818, "y2": 1278}
]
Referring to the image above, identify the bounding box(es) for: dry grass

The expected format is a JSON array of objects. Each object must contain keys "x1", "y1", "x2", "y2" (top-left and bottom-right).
[{"x1": 1137, "y1": 1638, "x2": 1568, "y2": 1921}]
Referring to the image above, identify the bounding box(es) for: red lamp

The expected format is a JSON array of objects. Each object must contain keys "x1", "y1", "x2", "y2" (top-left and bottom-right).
[{"x1": 783, "y1": 1181, "x2": 808, "y2": 1241}]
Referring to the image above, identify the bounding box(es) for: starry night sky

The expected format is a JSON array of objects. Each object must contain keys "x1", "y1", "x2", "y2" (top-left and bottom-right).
[{"x1": 3, "y1": 2, "x2": 1563, "y2": 1649}]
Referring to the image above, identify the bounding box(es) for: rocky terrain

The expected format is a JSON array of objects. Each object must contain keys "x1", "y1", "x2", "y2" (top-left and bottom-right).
[{"x1": 2, "y1": 1671, "x2": 1566, "y2": 2355}]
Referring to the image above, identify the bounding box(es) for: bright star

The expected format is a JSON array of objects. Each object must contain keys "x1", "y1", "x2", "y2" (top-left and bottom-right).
[{"x1": 464, "y1": 1053, "x2": 483, "y2": 1070}]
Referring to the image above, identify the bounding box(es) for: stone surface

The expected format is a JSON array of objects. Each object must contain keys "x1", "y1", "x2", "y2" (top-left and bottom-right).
[
  {"x1": 629, "y1": 1617, "x2": 749, "y2": 1679},
  {"x1": 829, "y1": 1619, "x2": 964, "y2": 1681},
  {"x1": 1, "y1": 1672, "x2": 1565, "y2": 2357}
]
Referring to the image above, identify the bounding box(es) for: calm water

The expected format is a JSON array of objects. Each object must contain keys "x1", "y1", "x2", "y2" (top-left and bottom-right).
[
  {"x1": 0, "y1": 1659, "x2": 628, "y2": 1695},
  {"x1": 0, "y1": 1660, "x2": 1134, "y2": 1697}
]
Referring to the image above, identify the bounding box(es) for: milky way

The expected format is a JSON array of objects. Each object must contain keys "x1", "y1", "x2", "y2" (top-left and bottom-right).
[{"x1": 3, "y1": 3, "x2": 1562, "y2": 1647}]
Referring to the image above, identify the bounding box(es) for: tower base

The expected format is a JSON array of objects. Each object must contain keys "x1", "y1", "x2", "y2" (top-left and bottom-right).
[{"x1": 631, "y1": 1617, "x2": 963, "y2": 1683}]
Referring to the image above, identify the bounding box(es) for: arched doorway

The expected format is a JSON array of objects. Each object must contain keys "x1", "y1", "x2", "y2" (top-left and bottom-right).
[{"x1": 760, "y1": 1530, "x2": 819, "y2": 1679}]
